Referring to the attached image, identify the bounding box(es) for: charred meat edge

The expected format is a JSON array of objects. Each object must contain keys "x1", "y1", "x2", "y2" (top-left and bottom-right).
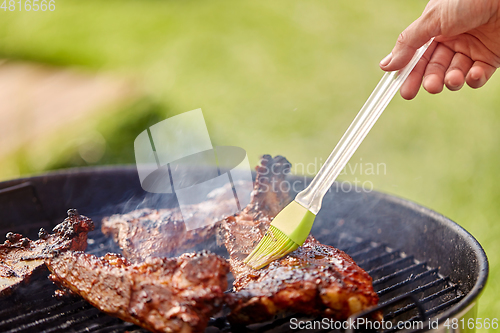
[{"x1": 0, "y1": 209, "x2": 93, "y2": 296}]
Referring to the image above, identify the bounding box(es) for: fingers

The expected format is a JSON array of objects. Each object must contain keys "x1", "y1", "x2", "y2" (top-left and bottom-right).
[
  {"x1": 401, "y1": 53, "x2": 495, "y2": 98},
  {"x1": 466, "y1": 61, "x2": 496, "y2": 89},
  {"x1": 422, "y1": 44, "x2": 455, "y2": 94},
  {"x1": 399, "y1": 41, "x2": 437, "y2": 100},
  {"x1": 399, "y1": 59, "x2": 424, "y2": 100},
  {"x1": 380, "y1": 12, "x2": 440, "y2": 71},
  {"x1": 398, "y1": 43, "x2": 492, "y2": 99},
  {"x1": 444, "y1": 53, "x2": 473, "y2": 91}
]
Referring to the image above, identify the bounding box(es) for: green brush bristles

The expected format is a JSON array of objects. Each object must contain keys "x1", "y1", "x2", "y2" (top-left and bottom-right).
[
  {"x1": 243, "y1": 200, "x2": 316, "y2": 269},
  {"x1": 243, "y1": 225, "x2": 299, "y2": 269}
]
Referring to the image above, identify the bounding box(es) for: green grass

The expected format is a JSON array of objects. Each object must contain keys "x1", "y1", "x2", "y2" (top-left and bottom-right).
[{"x1": 1, "y1": 0, "x2": 499, "y2": 327}]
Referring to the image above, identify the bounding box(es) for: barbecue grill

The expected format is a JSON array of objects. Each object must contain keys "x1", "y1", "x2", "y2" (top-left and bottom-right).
[{"x1": 0, "y1": 166, "x2": 488, "y2": 332}]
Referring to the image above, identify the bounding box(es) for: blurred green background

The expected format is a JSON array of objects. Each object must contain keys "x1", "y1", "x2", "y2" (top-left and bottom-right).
[{"x1": 0, "y1": 0, "x2": 498, "y2": 328}]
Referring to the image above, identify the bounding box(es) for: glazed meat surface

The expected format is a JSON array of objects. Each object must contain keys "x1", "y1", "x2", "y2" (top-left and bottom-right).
[
  {"x1": 46, "y1": 250, "x2": 229, "y2": 333},
  {"x1": 0, "y1": 209, "x2": 94, "y2": 296},
  {"x1": 222, "y1": 155, "x2": 380, "y2": 324},
  {"x1": 101, "y1": 184, "x2": 238, "y2": 261}
]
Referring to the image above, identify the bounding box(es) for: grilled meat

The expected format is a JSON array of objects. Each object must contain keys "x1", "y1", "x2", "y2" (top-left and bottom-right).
[
  {"x1": 46, "y1": 250, "x2": 229, "y2": 333},
  {"x1": 222, "y1": 155, "x2": 380, "y2": 324},
  {"x1": 0, "y1": 209, "x2": 94, "y2": 296},
  {"x1": 101, "y1": 184, "x2": 238, "y2": 261},
  {"x1": 98, "y1": 154, "x2": 379, "y2": 326},
  {"x1": 102, "y1": 208, "x2": 214, "y2": 262},
  {"x1": 227, "y1": 236, "x2": 380, "y2": 323}
]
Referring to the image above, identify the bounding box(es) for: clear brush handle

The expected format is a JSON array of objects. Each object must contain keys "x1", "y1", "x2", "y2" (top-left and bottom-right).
[{"x1": 296, "y1": 39, "x2": 433, "y2": 214}]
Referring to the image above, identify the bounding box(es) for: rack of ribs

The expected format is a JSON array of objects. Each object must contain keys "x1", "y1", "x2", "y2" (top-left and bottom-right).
[{"x1": 221, "y1": 155, "x2": 380, "y2": 324}]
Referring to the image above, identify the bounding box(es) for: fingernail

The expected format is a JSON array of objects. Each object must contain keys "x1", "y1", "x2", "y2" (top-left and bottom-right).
[
  {"x1": 380, "y1": 53, "x2": 392, "y2": 67},
  {"x1": 471, "y1": 71, "x2": 486, "y2": 81},
  {"x1": 422, "y1": 76, "x2": 429, "y2": 89},
  {"x1": 470, "y1": 70, "x2": 482, "y2": 81}
]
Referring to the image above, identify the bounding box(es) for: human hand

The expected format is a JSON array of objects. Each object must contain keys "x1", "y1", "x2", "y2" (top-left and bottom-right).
[{"x1": 380, "y1": 0, "x2": 500, "y2": 100}]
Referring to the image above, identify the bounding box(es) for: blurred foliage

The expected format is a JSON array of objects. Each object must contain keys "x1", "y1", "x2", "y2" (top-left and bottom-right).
[
  {"x1": 1, "y1": 99, "x2": 170, "y2": 177},
  {"x1": 0, "y1": 0, "x2": 499, "y2": 325},
  {"x1": 46, "y1": 99, "x2": 169, "y2": 169}
]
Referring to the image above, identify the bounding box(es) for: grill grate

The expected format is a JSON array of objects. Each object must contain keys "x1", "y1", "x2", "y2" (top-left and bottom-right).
[
  {"x1": 342, "y1": 241, "x2": 464, "y2": 333},
  {"x1": 0, "y1": 232, "x2": 463, "y2": 333}
]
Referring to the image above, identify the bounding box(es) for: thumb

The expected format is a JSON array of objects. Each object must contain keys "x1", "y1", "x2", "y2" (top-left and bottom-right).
[{"x1": 380, "y1": 14, "x2": 440, "y2": 71}]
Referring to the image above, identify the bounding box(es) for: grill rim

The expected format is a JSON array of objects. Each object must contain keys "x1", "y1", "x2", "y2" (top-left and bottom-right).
[
  {"x1": 373, "y1": 191, "x2": 489, "y2": 330},
  {"x1": 0, "y1": 165, "x2": 489, "y2": 332},
  {"x1": 374, "y1": 191, "x2": 489, "y2": 317}
]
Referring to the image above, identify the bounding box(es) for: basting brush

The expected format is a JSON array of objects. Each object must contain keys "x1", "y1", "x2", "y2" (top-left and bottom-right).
[{"x1": 244, "y1": 39, "x2": 434, "y2": 269}]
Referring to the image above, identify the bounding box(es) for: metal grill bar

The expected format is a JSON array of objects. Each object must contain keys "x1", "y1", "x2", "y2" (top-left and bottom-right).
[
  {"x1": 421, "y1": 285, "x2": 458, "y2": 304},
  {"x1": 376, "y1": 268, "x2": 438, "y2": 295},
  {"x1": 425, "y1": 295, "x2": 464, "y2": 317},
  {"x1": 348, "y1": 243, "x2": 385, "y2": 259},
  {"x1": 347, "y1": 241, "x2": 464, "y2": 333},
  {"x1": 92, "y1": 323, "x2": 137, "y2": 333},
  {"x1": 356, "y1": 250, "x2": 399, "y2": 268},
  {"x1": 77, "y1": 321, "x2": 138, "y2": 333},
  {"x1": 0, "y1": 300, "x2": 66, "y2": 330},
  {"x1": 407, "y1": 276, "x2": 448, "y2": 295},
  {"x1": 377, "y1": 270, "x2": 440, "y2": 300},
  {"x1": 5, "y1": 300, "x2": 93, "y2": 333},
  {"x1": 0, "y1": 302, "x2": 39, "y2": 321},
  {"x1": 367, "y1": 256, "x2": 415, "y2": 277},
  {"x1": 372, "y1": 262, "x2": 427, "y2": 286},
  {"x1": 70, "y1": 315, "x2": 124, "y2": 333}
]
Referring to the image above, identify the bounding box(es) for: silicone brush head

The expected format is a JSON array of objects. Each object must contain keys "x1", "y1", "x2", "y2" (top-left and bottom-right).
[
  {"x1": 243, "y1": 200, "x2": 316, "y2": 269},
  {"x1": 243, "y1": 225, "x2": 299, "y2": 269}
]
